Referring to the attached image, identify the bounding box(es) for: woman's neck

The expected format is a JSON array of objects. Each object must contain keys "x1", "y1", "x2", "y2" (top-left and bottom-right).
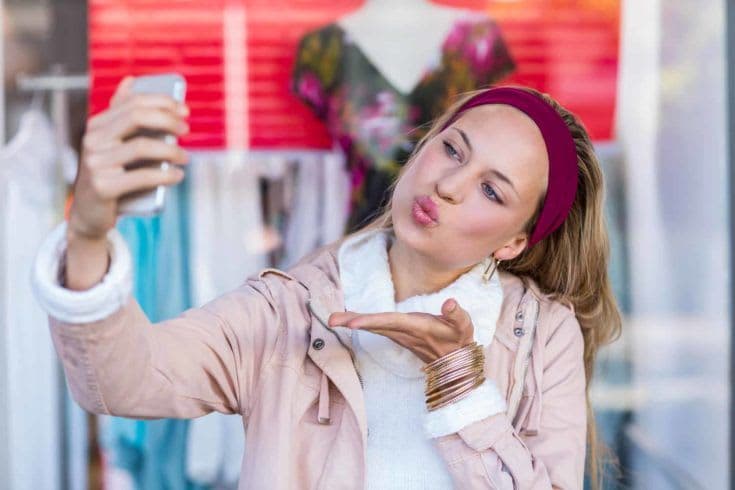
[{"x1": 387, "y1": 232, "x2": 471, "y2": 303}]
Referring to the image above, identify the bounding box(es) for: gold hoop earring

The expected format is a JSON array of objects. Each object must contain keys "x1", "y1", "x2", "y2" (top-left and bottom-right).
[{"x1": 482, "y1": 255, "x2": 501, "y2": 283}]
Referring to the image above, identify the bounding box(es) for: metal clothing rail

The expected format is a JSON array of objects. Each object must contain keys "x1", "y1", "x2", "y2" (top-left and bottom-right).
[
  {"x1": 16, "y1": 66, "x2": 89, "y2": 155},
  {"x1": 14, "y1": 65, "x2": 89, "y2": 490}
]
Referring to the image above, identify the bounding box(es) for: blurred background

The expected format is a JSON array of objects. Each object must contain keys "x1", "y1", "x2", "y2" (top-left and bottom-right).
[{"x1": 0, "y1": 0, "x2": 731, "y2": 489}]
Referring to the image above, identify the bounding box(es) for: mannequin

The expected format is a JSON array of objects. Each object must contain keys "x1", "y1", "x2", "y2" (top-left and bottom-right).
[
  {"x1": 337, "y1": 0, "x2": 468, "y2": 94},
  {"x1": 291, "y1": 1, "x2": 515, "y2": 232}
]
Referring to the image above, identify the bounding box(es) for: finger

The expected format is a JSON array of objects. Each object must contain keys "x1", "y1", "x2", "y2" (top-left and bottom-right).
[
  {"x1": 346, "y1": 312, "x2": 420, "y2": 332},
  {"x1": 88, "y1": 94, "x2": 188, "y2": 133},
  {"x1": 100, "y1": 106, "x2": 188, "y2": 145},
  {"x1": 441, "y1": 298, "x2": 473, "y2": 334},
  {"x1": 95, "y1": 164, "x2": 185, "y2": 200},
  {"x1": 109, "y1": 76, "x2": 135, "y2": 107},
  {"x1": 328, "y1": 311, "x2": 362, "y2": 327},
  {"x1": 87, "y1": 137, "x2": 189, "y2": 171}
]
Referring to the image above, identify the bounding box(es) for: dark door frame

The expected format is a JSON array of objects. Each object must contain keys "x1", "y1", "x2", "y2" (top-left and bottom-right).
[{"x1": 728, "y1": 0, "x2": 735, "y2": 487}]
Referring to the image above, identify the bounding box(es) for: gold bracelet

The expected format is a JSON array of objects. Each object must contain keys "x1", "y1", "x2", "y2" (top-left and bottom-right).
[
  {"x1": 426, "y1": 375, "x2": 483, "y2": 403},
  {"x1": 427, "y1": 376, "x2": 485, "y2": 409},
  {"x1": 426, "y1": 364, "x2": 484, "y2": 393},
  {"x1": 425, "y1": 352, "x2": 484, "y2": 387},
  {"x1": 425, "y1": 352, "x2": 485, "y2": 376},
  {"x1": 427, "y1": 377, "x2": 485, "y2": 411},
  {"x1": 423, "y1": 344, "x2": 479, "y2": 371},
  {"x1": 425, "y1": 355, "x2": 485, "y2": 381},
  {"x1": 426, "y1": 357, "x2": 484, "y2": 383},
  {"x1": 422, "y1": 342, "x2": 480, "y2": 372}
]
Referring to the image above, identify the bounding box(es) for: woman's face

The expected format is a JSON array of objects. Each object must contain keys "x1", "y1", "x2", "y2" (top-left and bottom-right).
[{"x1": 391, "y1": 104, "x2": 549, "y2": 271}]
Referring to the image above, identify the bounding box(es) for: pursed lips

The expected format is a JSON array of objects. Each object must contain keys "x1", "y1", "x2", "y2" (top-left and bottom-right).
[{"x1": 416, "y1": 195, "x2": 439, "y2": 222}]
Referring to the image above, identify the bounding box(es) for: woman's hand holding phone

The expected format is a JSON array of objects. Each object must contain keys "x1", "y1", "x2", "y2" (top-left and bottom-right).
[{"x1": 64, "y1": 76, "x2": 190, "y2": 290}]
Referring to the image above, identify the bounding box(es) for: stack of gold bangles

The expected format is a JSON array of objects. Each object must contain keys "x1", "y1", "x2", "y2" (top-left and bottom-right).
[{"x1": 422, "y1": 341, "x2": 486, "y2": 411}]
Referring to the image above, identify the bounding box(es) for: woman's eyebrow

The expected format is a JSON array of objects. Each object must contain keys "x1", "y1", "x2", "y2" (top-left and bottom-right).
[
  {"x1": 453, "y1": 126, "x2": 519, "y2": 199},
  {"x1": 452, "y1": 127, "x2": 473, "y2": 155},
  {"x1": 486, "y1": 169, "x2": 520, "y2": 199}
]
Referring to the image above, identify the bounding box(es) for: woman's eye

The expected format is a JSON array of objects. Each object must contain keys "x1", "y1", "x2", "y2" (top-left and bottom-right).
[
  {"x1": 482, "y1": 183, "x2": 502, "y2": 203},
  {"x1": 443, "y1": 141, "x2": 461, "y2": 161}
]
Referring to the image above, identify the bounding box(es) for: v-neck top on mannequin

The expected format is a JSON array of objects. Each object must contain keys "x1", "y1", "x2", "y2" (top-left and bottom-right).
[{"x1": 291, "y1": 11, "x2": 515, "y2": 232}]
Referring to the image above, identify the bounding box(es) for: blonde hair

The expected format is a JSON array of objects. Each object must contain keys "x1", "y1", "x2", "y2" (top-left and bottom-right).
[{"x1": 344, "y1": 86, "x2": 623, "y2": 489}]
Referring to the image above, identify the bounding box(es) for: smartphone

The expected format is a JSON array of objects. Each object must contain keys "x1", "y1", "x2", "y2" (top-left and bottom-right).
[{"x1": 117, "y1": 73, "x2": 187, "y2": 217}]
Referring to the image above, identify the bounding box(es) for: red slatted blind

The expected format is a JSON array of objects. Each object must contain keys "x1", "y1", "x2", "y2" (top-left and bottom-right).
[{"x1": 88, "y1": 0, "x2": 619, "y2": 149}]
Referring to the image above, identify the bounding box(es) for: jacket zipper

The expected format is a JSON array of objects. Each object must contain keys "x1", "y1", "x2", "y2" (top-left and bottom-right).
[{"x1": 508, "y1": 297, "x2": 540, "y2": 422}]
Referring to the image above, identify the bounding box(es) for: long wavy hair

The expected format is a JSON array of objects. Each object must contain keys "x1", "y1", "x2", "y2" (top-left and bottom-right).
[{"x1": 342, "y1": 86, "x2": 623, "y2": 489}]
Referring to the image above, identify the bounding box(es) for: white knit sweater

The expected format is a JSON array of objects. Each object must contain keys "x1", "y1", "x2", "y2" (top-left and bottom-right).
[{"x1": 337, "y1": 228, "x2": 507, "y2": 489}]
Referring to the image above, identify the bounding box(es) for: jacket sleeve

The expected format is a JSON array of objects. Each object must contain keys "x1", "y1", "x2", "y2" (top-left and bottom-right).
[
  {"x1": 431, "y1": 310, "x2": 587, "y2": 489},
  {"x1": 31, "y1": 221, "x2": 283, "y2": 420}
]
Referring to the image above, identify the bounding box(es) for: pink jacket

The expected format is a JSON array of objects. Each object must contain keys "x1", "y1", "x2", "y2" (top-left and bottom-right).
[{"x1": 42, "y1": 238, "x2": 587, "y2": 489}]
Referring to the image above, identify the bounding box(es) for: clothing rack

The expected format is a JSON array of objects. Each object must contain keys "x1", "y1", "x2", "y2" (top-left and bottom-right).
[
  {"x1": 15, "y1": 65, "x2": 89, "y2": 490},
  {"x1": 16, "y1": 65, "x2": 89, "y2": 154}
]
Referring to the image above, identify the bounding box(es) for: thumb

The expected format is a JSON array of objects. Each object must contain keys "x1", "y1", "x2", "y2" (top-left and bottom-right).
[{"x1": 442, "y1": 299, "x2": 473, "y2": 336}]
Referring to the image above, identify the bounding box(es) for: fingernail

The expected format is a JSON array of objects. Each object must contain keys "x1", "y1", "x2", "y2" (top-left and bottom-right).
[
  {"x1": 177, "y1": 104, "x2": 189, "y2": 116},
  {"x1": 447, "y1": 300, "x2": 457, "y2": 312}
]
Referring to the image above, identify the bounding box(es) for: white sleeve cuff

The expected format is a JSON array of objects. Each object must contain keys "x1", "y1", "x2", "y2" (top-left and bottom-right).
[
  {"x1": 423, "y1": 379, "x2": 507, "y2": 438},
  {"x1": 30, "y1": 220, "x2": 133, "y2": 324}
]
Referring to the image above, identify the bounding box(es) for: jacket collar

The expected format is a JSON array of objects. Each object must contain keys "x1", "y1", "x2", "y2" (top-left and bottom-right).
[
  {"x1": 289, "y1": 236, "x2": 544, "y2": 355},
  {"x1": 282, "y1": 234, "x2": 543, "y2": 445}
]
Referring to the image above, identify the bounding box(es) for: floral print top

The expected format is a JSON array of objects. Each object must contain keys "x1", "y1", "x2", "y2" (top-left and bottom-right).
[{"x1": 291, "y1": 14, "x2": 515, "y2": 232}]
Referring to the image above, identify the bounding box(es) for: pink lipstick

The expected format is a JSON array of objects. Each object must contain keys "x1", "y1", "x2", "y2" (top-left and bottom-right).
[{"x1": 412, "y1": 196, "x2": 439, "y2": 227}]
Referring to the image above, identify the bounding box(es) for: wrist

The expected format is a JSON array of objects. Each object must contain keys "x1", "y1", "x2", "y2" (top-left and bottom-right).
[
  {"x1": 423, "y1": 342, "x2": 486, "y2": 411},
  {"x1": 66, "y1": 212, "x2": 111, "y2": 243}
]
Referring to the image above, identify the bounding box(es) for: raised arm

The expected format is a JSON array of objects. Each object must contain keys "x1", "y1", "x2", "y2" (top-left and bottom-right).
[
  {"x1": 29, "y1": 75, "x2": 286, "y2": 419},
  {"x1": 32, "y1": 220, "x2": 283, "y2": 419}
]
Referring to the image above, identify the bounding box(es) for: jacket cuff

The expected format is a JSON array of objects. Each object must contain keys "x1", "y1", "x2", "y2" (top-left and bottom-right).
[
  {"x1": 31, "y1": 220, "x2": 133, "y2": 324},
  {"x1": 423, "y1": 379, "x2": 507, "y2": 438}
]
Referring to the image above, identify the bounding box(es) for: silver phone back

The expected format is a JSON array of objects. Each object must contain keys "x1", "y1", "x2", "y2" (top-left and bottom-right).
[{"x1": 117, "y1": 73, "x2": 187, "y2": 217}]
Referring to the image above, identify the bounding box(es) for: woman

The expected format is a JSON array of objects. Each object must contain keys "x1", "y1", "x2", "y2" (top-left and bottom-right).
[{"x1": 32, "y1": 78, "x2": 621, "y2": 489}]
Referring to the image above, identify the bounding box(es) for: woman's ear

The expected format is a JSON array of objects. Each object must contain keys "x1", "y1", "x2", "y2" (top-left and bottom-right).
[{"x1": 494, "y1": 233, "x2": 529, "y2": 261}]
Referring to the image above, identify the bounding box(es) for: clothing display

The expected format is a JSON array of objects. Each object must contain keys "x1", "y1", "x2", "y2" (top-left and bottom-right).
[
  {"x1": 291, "y1": 11, "x2": 515, "y2": 231},
  {"x1": 99, "y1": 169, "x2": 203, "y2": 490},
  {"x1": 277, "y1": 148, "x2": 351, "y2": 269},
  {"x1": 186, "y1": 412, "x2": 244, "y2": 489},
  {"x1": 0, "y1": 109, "x2": 78, "y2": 490},
  {"x1": 183, "y1": 148, "x2": 351, "y2": 486},
  {"x1": 187, "y1": 151, "x2": 270, "y2": 307},
  {"x1": 185, "y1": 150, "x2": 267, "y2": 489}
]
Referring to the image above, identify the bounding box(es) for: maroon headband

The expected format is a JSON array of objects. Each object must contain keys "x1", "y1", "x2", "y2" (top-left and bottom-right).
[{"x1": 440, "y1": 86, "x2": 578, "y2": 248}]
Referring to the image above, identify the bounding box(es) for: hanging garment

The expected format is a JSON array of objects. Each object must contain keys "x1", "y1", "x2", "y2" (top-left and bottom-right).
[
  {"x1": 99, "y1": 168, "x2": 205, "y2": 490},
  {"x1": 183, "y1": 148, "x2": 349, "y2": 486},
  {"x1": 278, "y1": 147, "x2": 350, "y2": 270},
  {"x1": 187, "y1": 150, "x2": 270, "y2": 305},
  {"x1": 2, "y1": 109, "x2": 77, "y2": 490},
  {"x1": 185, "y1": 150, "x2": 269, "y2": 488},
  {"x1": 291, "y1": 12, "x2": 515, "y2": 231}
]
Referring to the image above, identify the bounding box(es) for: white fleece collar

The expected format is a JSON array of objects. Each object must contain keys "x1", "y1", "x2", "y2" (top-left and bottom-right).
[{"x1": 337, "y1": 228, "x2": 504, "y2": 378}]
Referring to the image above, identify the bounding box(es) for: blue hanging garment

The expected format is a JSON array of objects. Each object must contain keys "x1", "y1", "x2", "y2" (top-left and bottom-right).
[{"x1": 100, "y1": 175, "x2": 207, "y2": 490}]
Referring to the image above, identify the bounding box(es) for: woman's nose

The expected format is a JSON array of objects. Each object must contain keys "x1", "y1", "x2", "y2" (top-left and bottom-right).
[{"x1": 436, "y1": 167, "x2": 471, "y2": 204}]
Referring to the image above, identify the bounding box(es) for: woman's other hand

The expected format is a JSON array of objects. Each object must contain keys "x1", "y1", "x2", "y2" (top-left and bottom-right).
[{"x1": 327, "y1": 298, "x2": 475, "y2": 363}]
